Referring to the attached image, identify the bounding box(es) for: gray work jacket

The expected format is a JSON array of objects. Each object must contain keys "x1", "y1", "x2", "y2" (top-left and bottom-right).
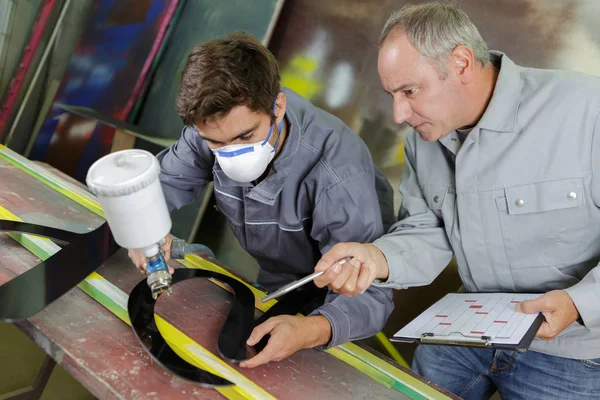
[
  {"x1": 374, "y1": 51, "x2": 600, "y2": 359},
  {"x1": 157, "y1": 88, "x2": 395, "y2": 348}
]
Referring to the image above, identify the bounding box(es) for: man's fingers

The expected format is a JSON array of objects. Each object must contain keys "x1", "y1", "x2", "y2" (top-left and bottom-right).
[
  {"x1": 355, "y1": 265, "x2": 374, "y2": 295},
  {"x1": 330, "y1": 264, "x2": 354, "y2": 292},
  {"x1": 314, "y1": 261, "x2": 342, "y2": 288},
  {"x1": 515, "y1": 296, "x2": 548, "y2": 314},
  {"x1": 536, "y1": 321, "x2": 553, "y2": 339},
  {"x1": 161, "y1": 244, "x2": 171, "y2": 261},
  {"x1": 247, "y1": 318, "x2": 278, "y2": 346},
  {"x1": 240, "y1": 345, "x2": 276, "y2": 368},
  {"x1": 342, "y1": 264, "x2": 360, "y2": 296},
  {"x1": 315, "y1": 243, "x2": 356, "y2": 273},
  {"x1": 128, "y1": 249, "x2": 148, "y2": 274}
]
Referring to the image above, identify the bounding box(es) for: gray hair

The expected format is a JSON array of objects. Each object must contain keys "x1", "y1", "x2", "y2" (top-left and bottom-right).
[{"x1": 379, "y1": 2, "x2": 490, "y2": 77}]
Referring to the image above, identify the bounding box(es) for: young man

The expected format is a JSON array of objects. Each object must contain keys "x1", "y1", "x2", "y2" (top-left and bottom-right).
[
  {"x1": 129, "y1": 32, "x2": 395, "y2": 368},
  {"x1": 316, "y1": 3, "x2": 600, "y2": 399}
]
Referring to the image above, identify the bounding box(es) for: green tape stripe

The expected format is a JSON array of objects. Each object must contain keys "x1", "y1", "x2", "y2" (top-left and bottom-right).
[
  {"x1": 325, "y1": 347, "x2": 394, "y2": 388},
  {"x1": 392, "y1": 381, "x2": 430, "y2": 400},
  {"x1": 334, "y1": 343, "x2": 452, "y2": 400},
  {"x1": 7, "y1": 233, "x2": 55, "y2": 260},
  {"x1": 78, "y1": 274, "x2": 130, "y2": 324},
  {"x1": 0, "y1": 145, "x2": 105, "y2": 218}
]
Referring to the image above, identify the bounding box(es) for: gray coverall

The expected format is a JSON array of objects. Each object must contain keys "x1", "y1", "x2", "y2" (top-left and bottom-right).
[{"x1": 157, "y1": 88, "x2": 396, "y2": 347}]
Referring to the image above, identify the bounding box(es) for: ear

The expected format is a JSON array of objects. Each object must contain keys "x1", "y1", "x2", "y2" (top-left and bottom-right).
[
  {"x1": 275, "y1": 92, "x2": 287, "y2": 123},
  {"x1": 451, "y1": 45, "x2": 475, "y2": 84}
]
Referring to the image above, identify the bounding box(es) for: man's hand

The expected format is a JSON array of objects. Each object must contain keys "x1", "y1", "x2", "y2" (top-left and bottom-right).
[
  {"x1": 313, "y1": 242, "x2": 389, "y2": 296},
  {"x1": 515, "y1": 290, "x2": 580, "y2": 340},
  {"x1": 127, "y1": 234, "x2": 174, "y2": 274},
  {"x1": 239, "y1": 315, "x2": 331, "y2": 368}
]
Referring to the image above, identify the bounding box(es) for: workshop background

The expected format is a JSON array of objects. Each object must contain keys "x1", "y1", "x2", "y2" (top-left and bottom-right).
[{"x1": 1, "y1": 0, "x2": 599, "y2": 398}]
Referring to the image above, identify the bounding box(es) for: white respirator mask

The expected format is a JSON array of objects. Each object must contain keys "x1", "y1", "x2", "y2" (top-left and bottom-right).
[{"x1": 213, "y1": 105, "x2": 283, "y2": 183}]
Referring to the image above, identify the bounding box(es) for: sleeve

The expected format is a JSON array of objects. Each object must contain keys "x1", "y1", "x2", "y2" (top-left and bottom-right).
[
  {"x1": 373, "y1": 164, "x2": 397, "y2": 232},
  {"x1": 564, "y1": 109, "x2": 600, "y2": 328},
  {"x1": 309, "y1": 169, "x2": 395, "y2": 348},
  {"x1": 372, "y1": 133, "x2": 454, "y2": 290},
  {"x1": 156, "y1": 126, "x2": 214, "y2": 212}
]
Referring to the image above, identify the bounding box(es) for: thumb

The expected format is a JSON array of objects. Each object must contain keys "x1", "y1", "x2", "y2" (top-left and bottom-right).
[
  {"x1": 515, "y1": 297, "x2": 545, "y2": 314},
  {"x1": 247, "y1": 319, "x2": 278, "y2": 346},
  {"x1": 240, "y1": 344, "x2": 275, "y2": 368}
]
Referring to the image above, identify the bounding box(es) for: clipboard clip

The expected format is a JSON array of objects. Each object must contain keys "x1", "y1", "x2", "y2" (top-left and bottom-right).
[{"x1": 421, "y1": 332, "x2": 493, "y2": 347}]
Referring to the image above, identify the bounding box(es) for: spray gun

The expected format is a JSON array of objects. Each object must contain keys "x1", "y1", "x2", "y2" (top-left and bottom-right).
[
  {"x1": 144, "y1": 238, "x2": 172, "y2": 299},
  {"x1": 144, "y1": 238, "x2": 215, "y2": 299},
  {"x1": 86, "y1": 149, "x2": 215, "y2": 300}
]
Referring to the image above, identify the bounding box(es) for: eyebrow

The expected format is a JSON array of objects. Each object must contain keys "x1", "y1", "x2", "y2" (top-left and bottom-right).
[
  {"x1": 386, "y1": 83, "x2": 418, "y2": 94},
  {"x1": 199, "y1": 122, "x2": 261, "y2": 145}
]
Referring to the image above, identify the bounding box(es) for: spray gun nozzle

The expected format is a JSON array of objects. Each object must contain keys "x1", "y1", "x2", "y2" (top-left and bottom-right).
[{"x1": 146, "y1": 250, "x2": 172, "y2": 300}]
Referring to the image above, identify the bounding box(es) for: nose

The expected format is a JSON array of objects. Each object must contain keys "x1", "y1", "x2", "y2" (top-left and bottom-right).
[{"x1": 393, "y1": 97, "x2": 413, "y2": 125}]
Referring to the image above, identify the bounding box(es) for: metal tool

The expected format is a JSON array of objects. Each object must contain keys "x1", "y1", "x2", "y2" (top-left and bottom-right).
[{"x1": 261, "y1": 256, "x2": 354, "y2": 303}]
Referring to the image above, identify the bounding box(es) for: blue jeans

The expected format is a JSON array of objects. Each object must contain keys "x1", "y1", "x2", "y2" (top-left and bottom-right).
[{"x1": 413, "y1": 345, "x2": 600, "y2": 399}]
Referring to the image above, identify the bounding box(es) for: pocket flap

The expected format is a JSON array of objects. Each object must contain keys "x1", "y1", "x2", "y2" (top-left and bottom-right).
[
  {"x1": 505, "y1": 178, "x2": 584, "y2": 215},
  {"x1": 422, "y1": 185, "x2": 448, "y2": 210}
]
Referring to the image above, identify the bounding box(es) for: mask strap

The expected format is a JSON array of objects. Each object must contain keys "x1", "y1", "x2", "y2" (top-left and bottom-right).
[
  {"x1": 271, "y1": 118, "x2": 284, "y2": 153},
  {"x1": 261, "y1": 101, "x2": 279, "y2": 146}
]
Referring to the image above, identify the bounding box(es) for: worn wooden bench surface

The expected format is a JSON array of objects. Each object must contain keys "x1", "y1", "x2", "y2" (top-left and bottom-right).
[{"x1": 0, "y1": 156, "x2": 456, "y2": 399}]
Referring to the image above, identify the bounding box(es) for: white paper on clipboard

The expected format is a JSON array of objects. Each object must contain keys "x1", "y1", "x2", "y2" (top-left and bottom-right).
[{"x1": 392, "y1": 293, "x2": 542, "y2": 346}]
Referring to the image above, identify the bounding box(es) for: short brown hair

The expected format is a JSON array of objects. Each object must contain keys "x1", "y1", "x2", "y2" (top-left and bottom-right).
[{"x1": 176, "y1": 31, "x2": 281, "y2": 126}]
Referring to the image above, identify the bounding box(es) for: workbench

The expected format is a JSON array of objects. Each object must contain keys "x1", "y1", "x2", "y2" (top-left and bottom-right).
[{"x1": 0, "y1": 146, "x2": 458, "y2": 400}]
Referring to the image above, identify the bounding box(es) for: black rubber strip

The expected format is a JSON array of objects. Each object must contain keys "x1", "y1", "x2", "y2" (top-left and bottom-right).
[
  {"x1": 0, "y1": 220, "x2": 118, "y2": 322},
  {"x1": 127, "y1": 269, "x2": 328, "y2": 387},
  {"x1": 127, "y1": 269, "x2": 256, "y2": 387}
]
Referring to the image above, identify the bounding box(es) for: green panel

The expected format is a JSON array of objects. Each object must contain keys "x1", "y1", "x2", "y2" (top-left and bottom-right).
[{"x1": 135, "y1": 0, "x2": 280, "y2": 139}]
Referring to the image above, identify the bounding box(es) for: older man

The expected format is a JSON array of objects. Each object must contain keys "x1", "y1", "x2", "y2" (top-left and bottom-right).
[{"x1": 315, "y1": 3, "x2": 600, "y2": 399}]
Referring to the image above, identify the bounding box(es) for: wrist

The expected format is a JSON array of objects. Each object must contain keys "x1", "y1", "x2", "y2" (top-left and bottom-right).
[
  {"x1": 304, "y1": 315, "x2": 332, "y2": 348},
  {"x1": 368, "y1": 244, "x2": 390, "y2": 280},
  {"x1": 561, "y1": 290, "x2": 581, "y2": 322}
]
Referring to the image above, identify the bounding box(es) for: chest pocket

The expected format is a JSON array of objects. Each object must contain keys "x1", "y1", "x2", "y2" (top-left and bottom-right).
[
  {"x1": 495, "y1": 178, "x2": 586, "y2": 268},
  {"x1": 423, "y1": 185, "x2": 447, "y2": 211},
  {"x1": 213, "y1": 187, "x2": 244, "y2": 235},
  {"x1": 422, "y1": 185, "x2": 456, "y2": 240}
]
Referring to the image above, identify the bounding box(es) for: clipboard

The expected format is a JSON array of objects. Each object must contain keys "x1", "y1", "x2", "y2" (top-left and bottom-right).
[
  {"x1": 390, "y1": 293, "x2": 546, "y2": 352},
  {"x1": 391, "y1": 313, "x2": 544, "y2": 352}
]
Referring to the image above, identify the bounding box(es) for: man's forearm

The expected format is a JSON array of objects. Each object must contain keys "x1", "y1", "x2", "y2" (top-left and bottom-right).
[{"x1": 303, "y1": 315, "x2": 332, "y2": 348}]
